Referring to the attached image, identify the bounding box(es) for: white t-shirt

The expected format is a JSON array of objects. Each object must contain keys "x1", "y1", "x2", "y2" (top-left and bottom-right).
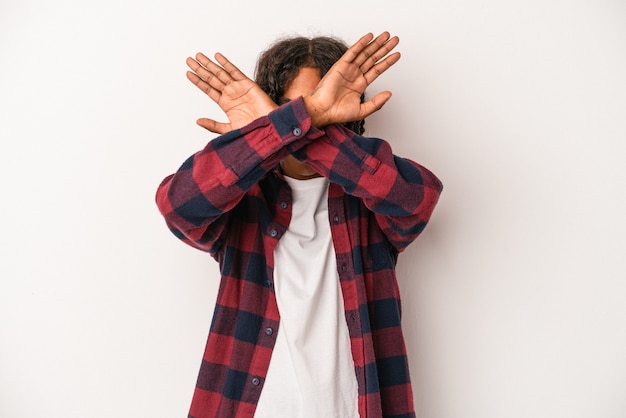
[{"x1": 254, "y1": 176, "x2": 359, "y2": 418}]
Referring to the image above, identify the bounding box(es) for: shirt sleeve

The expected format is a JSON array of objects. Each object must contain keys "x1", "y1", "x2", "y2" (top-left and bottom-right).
[
  {"x1": 293, "y1": 123, "x2": 443, "y2": 252},
  {"x1": 155, "y1": 97, "x2": 324, "y2": 254}
]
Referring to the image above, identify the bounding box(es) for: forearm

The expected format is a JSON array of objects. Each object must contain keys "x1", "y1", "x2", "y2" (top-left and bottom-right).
[
  {"x1": 295, "y1": 123, "x2": 443, "y2": 251},
  {"x1": 156, "y1": 97, "x2": 324, "y2": 252}
]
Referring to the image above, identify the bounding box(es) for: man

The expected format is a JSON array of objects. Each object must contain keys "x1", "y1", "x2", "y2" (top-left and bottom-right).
[{"x1": 156, "y1": 31, "x2": 442, "y2": 417}]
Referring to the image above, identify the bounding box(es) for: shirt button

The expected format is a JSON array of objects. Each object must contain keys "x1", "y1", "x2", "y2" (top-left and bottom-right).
[
  {"x1": 333, "y1": 215, "x2": 339, "y2": 223},
  {"x1": 269, "y1": 229, "x2": 278, "y2": 237},
  {"x1": 265, "y1": 327, "x2": 274, "y2": 336},
  {"x1": 265, "y1": 280, "x2": 272, "y2": 287},
  {"x1": 251, "y1": 377, "x2": 260, "y2": 386},
  {"x1": 341, "y1": 264, "x2": 348, "y2": 272},
  {"x1": 280, "y1": 202, "x2": 288, "y2": 209},
  {"x1": 292, "y1": 127, "x2": 302, "y2": 136}
]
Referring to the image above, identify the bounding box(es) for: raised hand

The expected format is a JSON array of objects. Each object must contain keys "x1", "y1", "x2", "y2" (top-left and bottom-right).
[
  {"x1": 186, "y1": 52, "x2": 277, "y2": 134},
  {"x1": 303, "y1": 32, "x2": 401, "y2": 128}
]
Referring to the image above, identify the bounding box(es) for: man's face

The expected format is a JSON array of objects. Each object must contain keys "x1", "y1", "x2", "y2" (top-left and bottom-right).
[{"x1": 280, "y1": 67, "x2": 322, "y2": 180}]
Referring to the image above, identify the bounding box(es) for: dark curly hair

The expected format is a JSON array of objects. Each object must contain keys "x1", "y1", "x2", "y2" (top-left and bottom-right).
[{"x1": 254, "y1": 36, "x2": 365, "y2": 134}]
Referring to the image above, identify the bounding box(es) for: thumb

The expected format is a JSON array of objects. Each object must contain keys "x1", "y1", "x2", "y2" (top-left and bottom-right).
[
  {"x1": 359, "y1": 91, "x2": 392, "y2": 119},
  {"x1": 196, "y1": 118, "x2": 230, "y2": 135}
]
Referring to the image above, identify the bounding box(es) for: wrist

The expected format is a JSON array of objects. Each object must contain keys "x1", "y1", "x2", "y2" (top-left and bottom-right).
[{"x1": 302, "y1": 95, "x2": 327, "y2": 128}]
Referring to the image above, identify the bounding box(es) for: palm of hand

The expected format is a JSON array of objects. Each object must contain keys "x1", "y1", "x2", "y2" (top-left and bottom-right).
[
  {"x1": 186, "y1": 52, "x2": 277, "y2": 134},
  {"x1": 313, "y1": 61, "x2": 369, "y2": 124},
  {"x1": 217, "y1": 79, "x2": 276, "y2": 131},
  {"x1": 304, "y1": 32, "x2": 401, "y2": 127}
]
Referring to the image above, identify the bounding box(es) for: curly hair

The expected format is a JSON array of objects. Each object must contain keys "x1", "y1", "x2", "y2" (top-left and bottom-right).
[{"x1": 254, "y1": 36, "x2": 365, "y2": 134}]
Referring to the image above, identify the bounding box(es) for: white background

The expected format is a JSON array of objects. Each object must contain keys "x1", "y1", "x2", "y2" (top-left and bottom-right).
[{"x1": 1, "y1": 0, "x2": 625, "y2": 417}]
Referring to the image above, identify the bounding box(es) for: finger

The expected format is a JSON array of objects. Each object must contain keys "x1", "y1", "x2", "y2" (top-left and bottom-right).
[
  {"x1": 353, "y1": 32, "x2": 391, "y2": 67},
  {"x1": 186, "y1": 70, "x2": 222, "y2": 103},
  {"x1": 363, "y1": 51, "x2": 401, "y2": 85},
  {"x1": 359, "y1": 35, "x2": 400, "y2": 73},
  {"x1": 340, "y1": 33, "x2": 375, "y2": 64},
  {"x1": 214, "y1": 53, "x2": 249, "y2": 82},
  {"x1": 358, "y1": 91, "x2": 393, "y2": 119},
  {"x1": 196, "y1": 118, "x2": 230, "y2": 135},
  {"x1": 186, "y1": 56, "x2": 227, "y2": 95},
  {"x1": 193, "y1": 52, "x2": 232, "y2": 86}
]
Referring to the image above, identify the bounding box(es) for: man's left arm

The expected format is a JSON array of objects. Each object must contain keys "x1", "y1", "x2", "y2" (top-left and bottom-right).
[{"x1": 296, "y1": 123, "x2": 443, "y2": 252}]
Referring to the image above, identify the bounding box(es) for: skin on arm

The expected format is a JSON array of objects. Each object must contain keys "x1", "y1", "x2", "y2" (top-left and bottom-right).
[
  {"x1": 185, "y1": 31, "x2": 401, "y2": 132},
  {"x1": 302, "y1": 31, "x2": 401, "y2": 128},
  {"x1": 185, "y1": 32, "x2": 401, "y2": 179},
  {"x1": 185, "y1": 53, "x2": 278, "y2": 134}
]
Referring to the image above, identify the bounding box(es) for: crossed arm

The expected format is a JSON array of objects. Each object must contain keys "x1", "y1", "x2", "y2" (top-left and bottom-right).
[
  {"x1": 157, "y1": 32, "x2": 441, "y2": 253},
  {"x1": 185, "y1": 32, "x2": 401, "y2": 134}
]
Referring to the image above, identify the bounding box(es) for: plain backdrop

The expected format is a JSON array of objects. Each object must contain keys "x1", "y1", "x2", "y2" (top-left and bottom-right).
[{"x1": 1, "y1": 0, "x2": 625, "y2": 417}]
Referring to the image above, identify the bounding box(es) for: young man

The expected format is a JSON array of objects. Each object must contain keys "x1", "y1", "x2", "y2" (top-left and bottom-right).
[{"x1": 156, "y1": 32, "x2": 442, "y2": 417}]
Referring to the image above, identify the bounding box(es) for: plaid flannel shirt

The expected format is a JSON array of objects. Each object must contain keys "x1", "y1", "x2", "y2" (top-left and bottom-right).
[{"x1": 156, "y1": 97, "x2": 442, "y2": 417}]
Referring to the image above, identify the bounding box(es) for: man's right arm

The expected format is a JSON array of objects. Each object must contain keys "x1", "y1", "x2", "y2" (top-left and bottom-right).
[{"x1": 155, "y1": 98, "x2": 323, "y2": 254}]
